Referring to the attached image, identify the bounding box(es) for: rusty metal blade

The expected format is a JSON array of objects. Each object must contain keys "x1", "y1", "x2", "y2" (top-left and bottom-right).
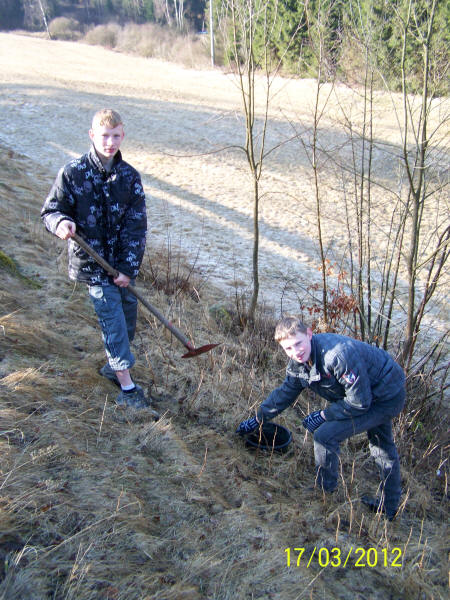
[{"x1": 181, "y1": 343, "x2": 220, "y2": 358}]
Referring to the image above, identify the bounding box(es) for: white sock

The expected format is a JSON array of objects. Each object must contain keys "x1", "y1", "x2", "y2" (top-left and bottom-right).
[{"x1": 121, "y1": 383, "x2": 136, "y2": 392}]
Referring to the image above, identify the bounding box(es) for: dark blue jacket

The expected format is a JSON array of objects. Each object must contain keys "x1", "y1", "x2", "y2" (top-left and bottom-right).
[
  {"x1": 257, "y1": 333, "x2": 405, "y2": 422},
  {"x1": 41, "y1": 147, "x2": 147, "y2": 284}
]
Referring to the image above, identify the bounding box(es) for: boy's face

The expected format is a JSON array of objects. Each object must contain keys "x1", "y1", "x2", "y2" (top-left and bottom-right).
[
  {"x1": 89, "y1": 123, "x2": 124, "y2": 162},
  {"x1": 279, "y1": 329, "x2": 313, "y2": 363}
]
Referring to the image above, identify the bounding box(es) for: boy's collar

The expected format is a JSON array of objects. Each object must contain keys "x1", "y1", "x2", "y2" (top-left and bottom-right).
[
  {"x1": 90, "y1": 146, "x2": 122, "y2": 172},
  {"x1": 309, "y1": 334, "x2": 317, "y2": 362},
  {"x1": 286, "y1": 358, "x2": 320, "y2": 382}
]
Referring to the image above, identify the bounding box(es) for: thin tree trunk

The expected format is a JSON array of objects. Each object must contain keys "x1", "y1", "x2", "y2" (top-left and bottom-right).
[
  {"x1": 249, "y1": 177, "x2": 260, "y2": 319},
  {"x1": 37, "y1": 0, "x2": 51, "y2": 39}
]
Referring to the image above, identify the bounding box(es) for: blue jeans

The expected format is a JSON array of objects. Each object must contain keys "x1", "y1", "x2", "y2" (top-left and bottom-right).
[
  {"x1": 313, "y1": 389, "x2": 405, "y2": 514},
  {"x1": 88, "y1": 282, "x2": 137, "y2": 371}
]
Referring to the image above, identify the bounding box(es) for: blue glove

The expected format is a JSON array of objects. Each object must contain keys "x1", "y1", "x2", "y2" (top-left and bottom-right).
[
  {"x1": 302, "y1": 410, "x2": 326, "y2": 433},
  {"x1": 236, "y1": 416, "x2": 259, "y2": 435}
]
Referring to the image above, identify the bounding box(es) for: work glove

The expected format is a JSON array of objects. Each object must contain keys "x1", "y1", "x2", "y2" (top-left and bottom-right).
[
  {"x1": 302, "y1": 410, "x2": 325, "y2": 433},
  {"x1": 236, "y1": 416, "x2": 259, "y2": 435}
]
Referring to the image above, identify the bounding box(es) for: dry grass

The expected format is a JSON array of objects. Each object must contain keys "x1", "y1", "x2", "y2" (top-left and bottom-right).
[
  {"x1": 0, "y1": 139, "x2": 448, "y2": 600},
  {"x1": 83, "y1": 22, "x2": 211, "y2": 68}
]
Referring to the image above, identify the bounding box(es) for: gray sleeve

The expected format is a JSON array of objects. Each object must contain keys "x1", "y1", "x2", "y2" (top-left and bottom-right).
[
  {"x1": 41, "y1": 167, "x2": 75, "y2": 235},
  {"x1": 257, "y1": 375, "x2": 305, "y2": 422}
]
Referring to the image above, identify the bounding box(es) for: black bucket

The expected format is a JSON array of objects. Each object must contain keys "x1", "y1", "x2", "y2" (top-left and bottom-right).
[{"x1": 244, "y1": 422, "x2": 292, "y2": 454}]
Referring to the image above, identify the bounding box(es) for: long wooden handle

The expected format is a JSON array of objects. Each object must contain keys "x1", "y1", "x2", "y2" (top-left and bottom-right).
[
  {"x1": 72, "y1": 233, "x2": 119, "y2": 278},
  {"x1": 72, "y1": 233, "x2": 194, "y2": 350}
]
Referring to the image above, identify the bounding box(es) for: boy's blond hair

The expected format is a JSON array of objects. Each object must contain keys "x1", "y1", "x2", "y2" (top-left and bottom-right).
[
  {"x1": 274, "y1": 316, "x2": 309, "y2": 342},
  {"x1": 92, "y1": 109, "x2": 123, "y2": 129}
]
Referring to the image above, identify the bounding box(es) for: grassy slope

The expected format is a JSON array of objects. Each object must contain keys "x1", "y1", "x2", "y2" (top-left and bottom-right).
[{"x1": 0, "y1": 145, "x2": 447, "y2": 599}]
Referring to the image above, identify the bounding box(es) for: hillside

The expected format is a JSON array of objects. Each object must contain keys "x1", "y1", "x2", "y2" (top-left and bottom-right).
[
  {"x1": 1, "y1": 141, "x2": 448, "y2": 600},
  {"x1": 0, "y1": 33, "x2": 448, "y2": 599}
]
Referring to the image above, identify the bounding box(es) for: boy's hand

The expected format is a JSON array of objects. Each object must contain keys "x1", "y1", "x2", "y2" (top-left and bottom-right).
[
  {"x1": 55, "y1": 220, "x2": 76, "y2": 240},
  {"x1": 302, "y1": 410, "x2": 326, "y2": 433},
  {"x1": 113, "y1": 272, "x2": 131, "y2": 288},
  {"x1": 236, "y1": 416, "x2": 259, "y2": 435}
]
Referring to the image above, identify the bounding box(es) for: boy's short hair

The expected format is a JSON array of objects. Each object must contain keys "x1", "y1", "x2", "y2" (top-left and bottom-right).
[
  {"x1": 92, "y1": 109, "x2": 123, "y2": 129},
  {"x1": 275, "y1": 316, "x2": 309, "y2": 342}
]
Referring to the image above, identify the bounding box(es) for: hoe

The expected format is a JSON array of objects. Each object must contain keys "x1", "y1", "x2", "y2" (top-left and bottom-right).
[{"x1": 72, "y1": 233, "x2": 219, "y2": 358}]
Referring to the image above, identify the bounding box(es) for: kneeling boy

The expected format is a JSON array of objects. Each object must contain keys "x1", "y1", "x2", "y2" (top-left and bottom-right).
[{"x1": 237, "y1": 316, "x2": 405, "y2": 520}]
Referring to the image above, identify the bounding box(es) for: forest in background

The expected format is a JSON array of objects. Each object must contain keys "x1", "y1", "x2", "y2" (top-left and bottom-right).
[{"x1": 1, "y1": 0, "x2": 205, "y2": 31}]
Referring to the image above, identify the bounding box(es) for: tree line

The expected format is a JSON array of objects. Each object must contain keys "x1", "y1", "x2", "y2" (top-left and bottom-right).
[
  {"x1": 1, "y1": 1, "x2": 448, "y2": 93},
  {"x1": 216, "y1": 0, "x2": 449, "y2": 93},
  {"x1": 0, "y1": 0, "x2": 206, "y2": 32}
]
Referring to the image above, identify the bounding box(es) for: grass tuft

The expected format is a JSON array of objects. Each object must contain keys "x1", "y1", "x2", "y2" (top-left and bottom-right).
[{"x1": 0, "y1": 251, "x2": 42, "y2": 289}]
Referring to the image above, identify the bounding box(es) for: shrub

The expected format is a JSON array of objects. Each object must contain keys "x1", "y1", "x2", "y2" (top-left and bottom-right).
[
  {"x1": 169, "y1": 33, "x2": 211, "y2": 68},
  {"x1": 84, "y1": 23, "x2": 121, "y2": 49},
  {"x1": 81, "y1": 22, "x2": 211, "y2": 66},
  {"x1": 116, "y1": 23, "x2": 158, "y2": 57},
  {"x1": 48, "y1": 17, "x2": 82, "y2": 41}
]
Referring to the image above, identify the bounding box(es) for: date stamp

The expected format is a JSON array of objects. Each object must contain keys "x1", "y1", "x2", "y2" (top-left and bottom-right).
[{"x1": 285, "y1": 546, "x2": 403, "y2": 568}]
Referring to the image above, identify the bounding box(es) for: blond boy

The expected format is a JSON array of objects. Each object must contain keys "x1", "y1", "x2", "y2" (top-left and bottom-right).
[{"x1": 42, "y1": 109, "x2": 157, "y2": 414}]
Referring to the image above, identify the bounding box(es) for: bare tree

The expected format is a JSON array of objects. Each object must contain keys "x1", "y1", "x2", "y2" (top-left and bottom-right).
[
  {"x1": 152, "y1": 0, "x2": 188, "y2": 28},
  {"x1": 335, "y1": 0, "x2": 405, "y2": 344},
  {"x1": 396, "y1": 0, "x2": 449, "y2": 367},
  {"x1": 296, "y1": 0, "x2": 340, "y2": 328},
  {"x1": 173, "y1": 0, "x2": 185, "y2": 29},
  {"x1": 217, "y1": 0, "x2": 302, "y2": 322}
]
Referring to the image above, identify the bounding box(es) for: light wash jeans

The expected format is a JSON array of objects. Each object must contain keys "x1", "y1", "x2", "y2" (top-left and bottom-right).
[
  {"x1": 313, "y1": 389, "x2": 405, "y2": 515},
  {"x1": 88, "y1": 282, "x2": 137, "y2": 371}
]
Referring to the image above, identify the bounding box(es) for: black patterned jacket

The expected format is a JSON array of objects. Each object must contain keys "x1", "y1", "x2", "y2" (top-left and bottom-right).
[{"x1": 41, "y1": 147, "x2": 147, "y2": 284}]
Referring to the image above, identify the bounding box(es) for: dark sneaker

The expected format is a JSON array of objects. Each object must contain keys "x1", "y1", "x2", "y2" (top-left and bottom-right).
[
  {"x1": 361, "y1": 495, "x2": 397, "y2": 521},
  {"x1": 99, "y1": 364, "x2": 121, "y2": 388},
  {"x1": 115, "y1": 384, "x2": 160, "y2": 418}
]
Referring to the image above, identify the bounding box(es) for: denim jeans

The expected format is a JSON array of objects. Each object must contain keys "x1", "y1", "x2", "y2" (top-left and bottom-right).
[
  {"x1": 313, "y1": 389, "x2": 405, "y2": 514},
  {"x1": 88, "y1": 282, "x2": 137, "y2": 371}
]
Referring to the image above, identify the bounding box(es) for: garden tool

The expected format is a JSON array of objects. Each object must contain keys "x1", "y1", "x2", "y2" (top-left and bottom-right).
[{"x1": 72, "y1": 233, "x2": 219, "y2": 358}]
